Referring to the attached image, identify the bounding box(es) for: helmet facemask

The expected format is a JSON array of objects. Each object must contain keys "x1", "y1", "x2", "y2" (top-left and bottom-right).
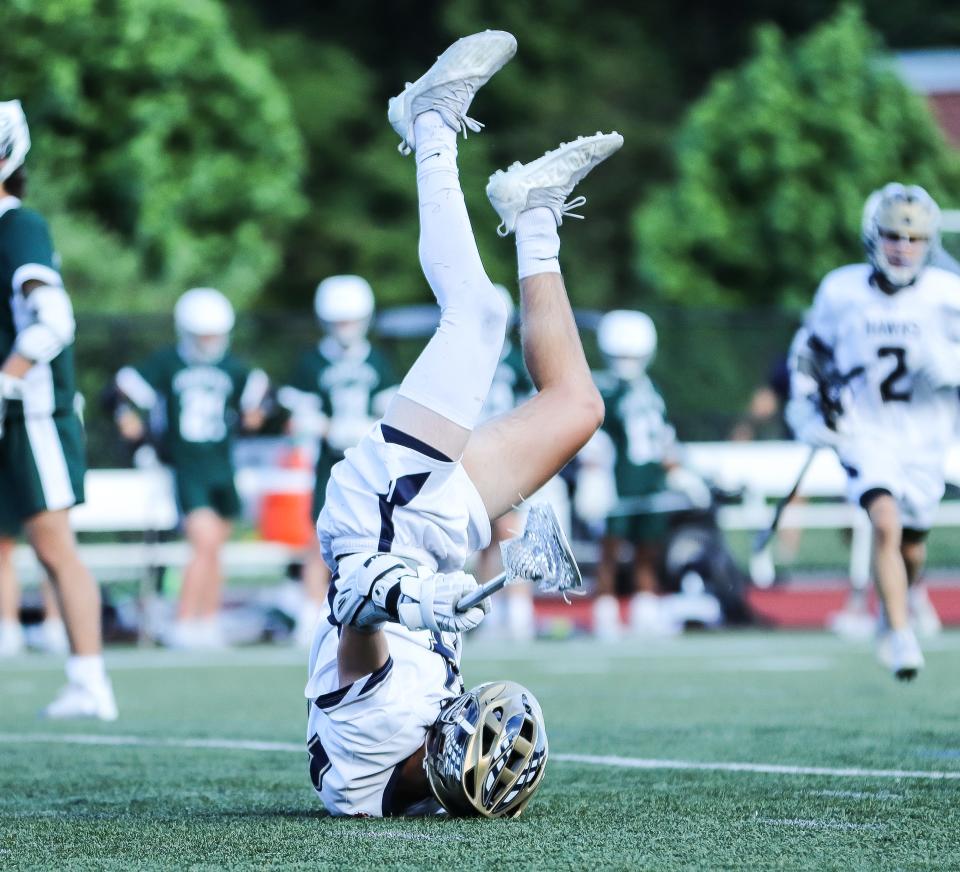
[
  {"x1": 863, "y1": 184, "x2": 940, "y2": 290},
  {"x1": 424, "y1": 681, "x2": 548, "y2": 818},
  {"x1": 0, "y1": 100, "x2": 30, "y2": 186}
]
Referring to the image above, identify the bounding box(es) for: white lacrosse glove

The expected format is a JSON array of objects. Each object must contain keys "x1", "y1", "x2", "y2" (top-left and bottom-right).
[
  {"x1": 0, "y1": 373, "x2": 24, "y2": 440},
  {"x1": 333, "y1": 554, "x2": 490, "y2": 634}
]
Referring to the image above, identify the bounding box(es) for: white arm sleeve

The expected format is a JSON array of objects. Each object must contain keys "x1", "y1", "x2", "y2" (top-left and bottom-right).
[{"x1": 13, "y1": 285, "x2": 76, "y2": 363}]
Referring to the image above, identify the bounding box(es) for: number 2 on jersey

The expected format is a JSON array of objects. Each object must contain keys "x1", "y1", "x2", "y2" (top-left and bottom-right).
[{"x1": 877, "y1": 346, "x2": 911, "y2": 402}]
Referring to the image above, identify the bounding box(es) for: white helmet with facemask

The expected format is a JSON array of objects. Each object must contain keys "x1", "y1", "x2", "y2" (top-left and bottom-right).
[
  {"x1": 0, "y1": 100, "x2": 30, "y2": 184},
  {"x1": 174, "y1": 287, "x2": 235, "y2": 365},
  {"x1": 597, "y1": 309, "x2": 657, "y2": 382},
  {"x1": 862, "y1": 183, "x2": 940, "y2": 290},
  {"x1": 314, "y1": 275, "x2": 375, "y2": 347}
]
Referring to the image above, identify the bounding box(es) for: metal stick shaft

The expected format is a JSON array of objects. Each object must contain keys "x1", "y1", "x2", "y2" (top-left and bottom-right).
[
  {"x1": 456, "y1": 570, "x2": 507, "y2": 612},
  {"x1": 752, "y1": 447, "x2": 817, "y2": 554}
]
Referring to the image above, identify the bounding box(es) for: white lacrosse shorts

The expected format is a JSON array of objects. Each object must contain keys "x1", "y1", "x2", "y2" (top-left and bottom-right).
[{"x1": 838, "y1": 435, "x2": 946, "y2": 530}]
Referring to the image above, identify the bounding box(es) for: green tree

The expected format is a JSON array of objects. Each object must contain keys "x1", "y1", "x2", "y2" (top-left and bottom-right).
[
  {"x1": 2, "y1": 0, "x2": 305, "y2": 312},
  {"x1": 634, "y1": 6, "x2": 960, "y2": 310}
]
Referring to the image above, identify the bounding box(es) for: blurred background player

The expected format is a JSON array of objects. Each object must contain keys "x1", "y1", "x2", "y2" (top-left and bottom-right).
[
  {"x1": 114, "y1": 287, "x2": 270, "y2": 649},
  {"x1": 279, "y1": 275, "x2": 396, "y2": 646},
  {"x1": 787, "y1": 183, "x2": 960, "y2": 680},
  {"x1": 472, "y1": 284, "x2": 537, "y2": 641},
  {"x1": 0, "y1": 99, "x2": 116, "y2": 718},
  {"x1": 581, "y1": 309, "x2": 679, "y2": 640}
]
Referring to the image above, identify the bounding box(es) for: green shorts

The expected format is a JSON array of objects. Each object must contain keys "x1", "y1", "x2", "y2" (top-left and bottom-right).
[
  {"x1": 606, "y1": 461, "x2": 668, "y2": 544},
  {"x1": 0, "y1": 412, "x2": 86, "y2": 528},
  {"x1": 174, "y1": 468, "x2": 241, "y2": 520}
]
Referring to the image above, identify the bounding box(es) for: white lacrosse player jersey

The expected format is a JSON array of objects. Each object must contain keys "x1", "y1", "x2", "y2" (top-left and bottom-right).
[
  {"x1": 305, "y1": 618, "x2": 462, "y2": 817},
  {"x1": 806, "y1": 263, "x2": 960, "y2": 463},
  {"x1": 317, "y1": 422, "x2": 491, "y2": 573}
]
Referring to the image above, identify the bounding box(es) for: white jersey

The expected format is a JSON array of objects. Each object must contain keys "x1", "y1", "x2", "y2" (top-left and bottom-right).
[
  {"x1": 806, "y1": 264, "x2": 960, "y2": 459},
  {"x1": 305, "y1": 617, "x2": 461, "y2": 817},
  {"x1": 317, "y1": 422, "x2": 492, "y2": 573}
]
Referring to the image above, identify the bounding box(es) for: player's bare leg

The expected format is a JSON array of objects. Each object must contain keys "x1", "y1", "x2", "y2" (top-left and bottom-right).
[
  {"x1": 867, "y1": 496, "x2": 909, "y2": 630},
  {"x1": 0, "y1": 536, "x2": 24, "y2": 655},
  {"x1": 867, "y1": 494, "x2": 924, "y2": 678},
  {"x1": 178, "y1": 508, "x2": 230, "y2": 629},
  {"x1": 464, "y1": 132, "x2": 622, "y2": 517},
  {"x1": 593, "y1": 536, "x2": 622, "y2": 640},
  {"x1": 25, "y1": 510, "x2": 102, "y2": 654},
  {"x1": 27, "y1": 510, "x2": 117, "y2": 720}
]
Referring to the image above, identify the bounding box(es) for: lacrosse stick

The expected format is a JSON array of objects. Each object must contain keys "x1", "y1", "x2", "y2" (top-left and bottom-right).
[
  {"x1": 457, "y1": 503, "x2": 583, "y2": 611},
  {"x1": 751, "y1": 446, "x2": 818, "y2": 556}
]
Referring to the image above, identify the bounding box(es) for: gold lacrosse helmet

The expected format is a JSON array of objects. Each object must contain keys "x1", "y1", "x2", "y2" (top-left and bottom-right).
[
  {"x1": 424, "y1": 680, "x2": 548, "y2": 818},
  {"x1": 862, "y1": 183, "x2": 940, "y2": 288}
]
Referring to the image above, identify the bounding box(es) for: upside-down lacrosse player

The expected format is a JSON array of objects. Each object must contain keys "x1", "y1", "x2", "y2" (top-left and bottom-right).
[{"x1": 304, "y1": 31, "x2": 622, "y2": 817}]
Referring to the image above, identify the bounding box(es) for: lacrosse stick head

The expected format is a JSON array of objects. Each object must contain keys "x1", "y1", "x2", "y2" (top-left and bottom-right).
[{"x1": 499, "y1": 503, "x2": 583, "y2": 599}]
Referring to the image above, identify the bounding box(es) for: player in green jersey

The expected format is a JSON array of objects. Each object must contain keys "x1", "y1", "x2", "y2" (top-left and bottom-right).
[
  {"x1": 279, "y1": 275, "x2": 396, "y2": 645},
  {"x1": 580, "y1": 310, "x2": 678, "y2": 640},
  {"x1": 114, "y1": 287, "x2": 270, "y2": 648},
  {"x1": 0, "y1": 100, "x2": 117, "y2": 718}
]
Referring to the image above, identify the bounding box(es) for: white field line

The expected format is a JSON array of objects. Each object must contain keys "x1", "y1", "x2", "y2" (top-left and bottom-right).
[
  {"x1": 0, "y1": 733, "x2": 958, "y2": 782},
  {"x1": 808, "y1": 788, "x2": 903, "y2": 801}
]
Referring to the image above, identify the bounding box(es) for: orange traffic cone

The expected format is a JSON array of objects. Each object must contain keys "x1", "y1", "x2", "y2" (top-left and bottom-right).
[{"x1": 259, "y1": 444, "x2": 315, "y2": 548}]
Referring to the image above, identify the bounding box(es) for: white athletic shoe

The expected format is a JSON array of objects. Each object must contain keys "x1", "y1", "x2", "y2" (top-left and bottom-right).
[
  {"x1": 25, "y1": 619, "x2": 70, "y2": 654},
  {"x1": 388, "y1": 30, "x2": 517, "y2": 155},
  {"x1": 486, "y1": 131, "x2": 624, "y2": 235},
  {"x1": 592, "y1": 594, "x2": 621, "y2": 642},
  {"x1": 41, "y1": 681, "x2": 118, "y2": 722},
  {"x1": 878, "y1": 627, "x2": 924, "y2": 681},
  {"x1": 0, "y1": 620, "x2": 25, "y2": 657}
]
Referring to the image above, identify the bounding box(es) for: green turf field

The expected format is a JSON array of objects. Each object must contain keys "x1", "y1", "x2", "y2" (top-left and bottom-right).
[{"x1": 2, "y1": 632, "x2": 959, "y2": 870}]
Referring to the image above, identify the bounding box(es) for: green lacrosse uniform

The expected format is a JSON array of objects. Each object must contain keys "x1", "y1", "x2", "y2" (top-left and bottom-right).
[
  {"x1": 597, "y1": 371, "x2": 676, "y2": 544},
  {"x1": 286, "y1": 338, "x2": 395, "y2": 518},
  {"x1": 0, "y1": 196, "x2": 86, "y2": 528},
  {"x1": 480, "y1": 339, "x2": 533, "y2": 422},
  {"x1": 117, "y1": 346, "x2": 266, "y2": 519}
]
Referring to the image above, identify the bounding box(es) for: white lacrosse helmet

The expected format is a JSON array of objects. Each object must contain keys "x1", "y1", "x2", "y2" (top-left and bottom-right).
[
  {"x1": 314, "y1": 274, "x2": 375, "y2": 347},
  {"x1": 174, "y1": 287, "x2": 235, "y2": 365},
  {"x1": 862, "y1": 183, "x2": 940, "y2": 289},
  {"x1": 0, "y1": 100, "x2": 30, "y2": 184},
  {"x1": 597, "y1": 309, "x2": 657, "y2": 380}
]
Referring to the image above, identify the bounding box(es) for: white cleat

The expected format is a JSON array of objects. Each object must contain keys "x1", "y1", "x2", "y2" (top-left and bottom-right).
[
  {"x1": 880, "y1": 627, "x2": 925, "y2": 681},
  {"x1": 592, "y1": 594, "x2": 622, "y2": 642},
  {"x1": 486, "y1": 131, "x2": 624, "y2": 235},
  {"x1": 388, "y1": 30, "x2": 517, "y2": 155},
  {"x1": 0, "y1": 620, "x2": 25, "y2": 657},
  {"x1": 41, "y1": 682, "x2": 118, "y2": 722}
]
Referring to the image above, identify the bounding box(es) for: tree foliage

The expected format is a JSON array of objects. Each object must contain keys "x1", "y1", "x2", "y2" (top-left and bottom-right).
[
  {"x1": 2, "y1": 0, "x2": 305, "y2": 312},
  {"x1": 633, "y1": 6, "x2": 960, "y2": 309}
]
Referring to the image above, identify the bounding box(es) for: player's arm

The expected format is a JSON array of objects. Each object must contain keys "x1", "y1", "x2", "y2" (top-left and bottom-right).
[
  {"x1": 238, "y1": 367, "x2": 270, "y2": 431},
  {"x1": 113, "y1": 356, "x2": 166, "y2": 443}
]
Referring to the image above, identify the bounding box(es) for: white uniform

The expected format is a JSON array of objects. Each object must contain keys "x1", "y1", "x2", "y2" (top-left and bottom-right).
[
  {"x1": 305, "y1": 618, "x2": 462, "y2": 817},
  {"x1": 308, "y1": 422, "x2": 491, "y2": 816},
  {"x1": 806, "y1": 263, "x2": 960, "y2": 527}
]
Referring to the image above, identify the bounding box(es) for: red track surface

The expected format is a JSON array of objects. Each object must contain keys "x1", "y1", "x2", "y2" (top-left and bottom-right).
[{"x1": 532, "y1": 580, "x2": 960, "y2": 630}]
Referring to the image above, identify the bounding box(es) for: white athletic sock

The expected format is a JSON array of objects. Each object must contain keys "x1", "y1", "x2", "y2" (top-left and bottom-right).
[
  {"x1": 516, "y1": 207, "x2": 561, "y2": 280},
  {"x1": 66, "y1": 654, "x2": 109, "y2": 691},
  {"x1": 393, "y1": 111, "x2": 507, "y2": 433}
]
